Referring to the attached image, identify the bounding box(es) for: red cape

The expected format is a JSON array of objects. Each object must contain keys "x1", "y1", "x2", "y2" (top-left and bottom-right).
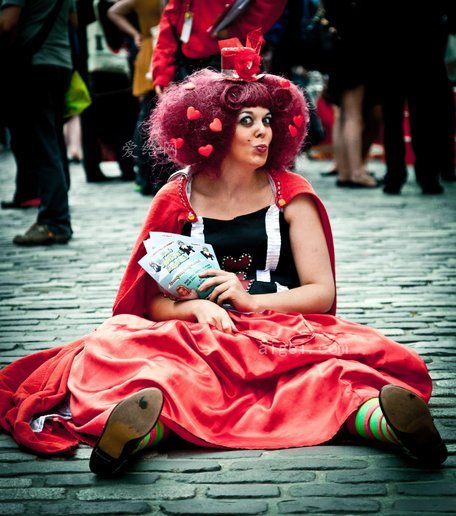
[
  {"x1": 0, "y1": 171, "x2": 431, "y2": 456},
  {"x1": 113, "y1": 170, "x2": 337, "y2": 317}
]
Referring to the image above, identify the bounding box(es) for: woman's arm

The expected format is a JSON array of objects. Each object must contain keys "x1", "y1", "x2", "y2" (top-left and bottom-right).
[
  {"x1": 107, "y1": 0, "x2": 142, "y2": 48},
  {"x1": 148, "y1": 293, "x2": 235, "y2": 333},
  {"x1": 199, "y1": 194, "x2": 335, "y2": 315},
  {"x1": 151, "y1": 0, "x2": 179, "y2": 89}
]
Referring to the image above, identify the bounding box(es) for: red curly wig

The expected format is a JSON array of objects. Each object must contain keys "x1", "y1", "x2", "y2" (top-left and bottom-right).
[{"x1": 148, "y1": 69, "x2": 309, "y2": 174}]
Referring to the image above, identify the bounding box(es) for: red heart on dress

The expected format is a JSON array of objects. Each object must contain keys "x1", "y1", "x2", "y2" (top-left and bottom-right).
[
  {"x1": 198, "y1": 144, "x2": 213, "y2": 157},
  {"x1": 288, "y1": 124, "x2": 298, "y2": 137},
  {"x1": 279, "y1": 79, "x2": 291, "y2": 88},
  {"x1": 209, "y1": 118, "x2": 222, "y2": 132},
  {"x1": 170, "y1": 137, "x2": 184, "y2": 149},
  {"x1": 221, "y1": 254, "x2": 252, "y2": 272},
  {"x1": 187, "y1": 106, "x2": 201, "y2": 120},
  {"x1": 293, "y1": 115, "x2": 304, "y2": 128}
]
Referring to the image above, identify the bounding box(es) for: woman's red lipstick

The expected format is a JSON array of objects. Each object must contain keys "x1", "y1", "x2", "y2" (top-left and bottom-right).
[{"x1": 254, "y1": 144, "x2": 268, "y2": 153}]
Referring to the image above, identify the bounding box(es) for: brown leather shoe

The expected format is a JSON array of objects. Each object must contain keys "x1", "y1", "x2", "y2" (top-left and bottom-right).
[
  {"x1": 13, "y1": 224, "x2": 71, "y2": 246},
  {"x1": 379, "y1": 385, "x2": 447, "y2": 466},
  {"x1": 89, "y1": 388, "x2": 164, "y2": 476}
]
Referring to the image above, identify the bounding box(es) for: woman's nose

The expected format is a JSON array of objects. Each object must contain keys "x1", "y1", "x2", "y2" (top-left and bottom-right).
[{"x1": 254, "y1": 122, "x2": 266, "y2": 137}]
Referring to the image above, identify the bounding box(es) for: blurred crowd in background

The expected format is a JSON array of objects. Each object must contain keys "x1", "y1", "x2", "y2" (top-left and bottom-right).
[{"x1": 0, "y1": 0, "x2": 455, "y2": 245}]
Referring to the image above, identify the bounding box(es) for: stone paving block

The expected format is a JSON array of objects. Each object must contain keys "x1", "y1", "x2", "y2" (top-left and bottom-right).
[
  {"x1": 0, "y1": 342, "x2": 17, "y2": 350},
  {"x1": 274, "y1": 444, "x2": 385, "y2": 458},
  {"x1": 396, "y1": 481, "x2": 456, "y2": 496},
  {"x1": 229, "y1": 458, "x2": 368, "y2": 471},
  {"x1": 288, "y1": 482, "x2": 387, "y2": 497},
  {"x1": 326, "y1": 468, "x2": 451, "y2": 483},
  {"x1": 76, "y1": 484, "x2": 196, "y2": 501},
  {"x1": 0, "y1": 451, "x2": 38, "y2": 462},
  {"x1": 0, "y1": 460, "x2": 89, "y2": 476},
  {"x1": 175, "y1": 470, "x2": 316, "y2": 484},
  {"x1": 277, "y1": 497, "x2": 381, "y2": 513},
  {"x1": 392, "y1": 497, "x2": 456, "y2": 512},
  {"x1": 382, "y1": 513, "x2": 443, "y2": 516},
  {"x1": 44, "y1": 472, "x2": 160, "y2": 486},
  {"x1": 1, "y1": 319, "x2": 41, "y2": 327},
  {"x1": 0, "y1": 487, "x2": 66, "y2": 500},
  {"x1": 169, "y1": 450, "x2": 264, "y2": 460},
  {"x1": 0, "y1": 478, "x2": 32, "y2": 488},
  {"x1": 206, "y1": 484, "x2": 281, "y2": 498},
  {"x1": 0, "y1": 504, "x2": 25, "y2": 515},
  {"x1": 161, "y1": 500, "x2": 268, "y2": 514},
  {"x1": 135, "y1": 459, "x2": 221, "y2": 473},
  {"x1": 25, "y1": 501, "x2": 151, "y2": 514}
]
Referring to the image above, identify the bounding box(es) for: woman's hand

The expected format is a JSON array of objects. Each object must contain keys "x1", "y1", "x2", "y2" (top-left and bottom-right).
[
  {"x1": 148, "y1": 292, "x2": 234, "y2": 332},
  {"x1": 134, "y1": 32, "x2": 142, "y2": 49},
  {"x1": 199, "y1": 270, "x2": 257, "y2": 313},
  {"x1": 190, "y1": 299, "x2": 235, "y2": 333}
]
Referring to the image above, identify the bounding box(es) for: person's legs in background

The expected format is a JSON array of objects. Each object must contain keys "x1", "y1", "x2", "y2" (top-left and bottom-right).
[
  {"x1": 4, "y1": 130, "x2": 40, "y2": 207},
  {"x1": 134, "y1": 92, "x2": 176, "y2": 195},
  {"x1": 438, "y1": 79, "x2": 456, "y2": 182},
  {"x1": 80, "y1": 105, "x2": 108, "y2": 182},
  {"x1": 361, "y1": 102, "x2": 382, "y2": 168},
  {"x1": 1, "y1": 66, "x2": 40, "y2": 209},
  {"x1": 335, "y1": 85, "x2": 378, "y2": 187},
  {"x1": 407, "y1": 78, "x2": 444, "y2": 194},
  {"x1": 64, "y1": 115, "x2": 83, "y2": 163},
  {"x1": 381, "y1": 85, "x2": 408, "y2": 194},
  {"x1": 13, "y1": 65, "x2": 73, "y2": 245}
]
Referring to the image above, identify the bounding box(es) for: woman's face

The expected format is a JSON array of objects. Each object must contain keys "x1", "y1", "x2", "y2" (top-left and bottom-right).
[{"x1": 226, "y1": 106, "x2": 273, "y2": 170}]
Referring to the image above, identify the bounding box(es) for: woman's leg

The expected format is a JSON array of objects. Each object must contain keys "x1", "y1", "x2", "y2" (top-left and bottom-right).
[
  {"x1": 345, "y1": 385, "x2": 447, "y2": 466},
  {"x1": 338, "y1": 85, "x2": 378, "y2": 186},
  {"x1": 345, "y1": 397, "x2": 401, "y2": 444},
  {"x1": 332, "y1": 106, "x2": 350, "y2": 181},
  {"x1": 131, "y1": 419, "x2": 169, "y2": 453}
]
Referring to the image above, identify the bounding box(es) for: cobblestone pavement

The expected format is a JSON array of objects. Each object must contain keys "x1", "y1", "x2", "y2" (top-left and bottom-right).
[{"x1": 0, "y1": 150, "x2": 455, "y2": 515}]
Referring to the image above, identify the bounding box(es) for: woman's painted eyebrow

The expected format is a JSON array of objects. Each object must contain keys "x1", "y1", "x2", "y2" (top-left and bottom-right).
[{"x1": 239, "y1": 111, "x2": 272, "y2": 116}]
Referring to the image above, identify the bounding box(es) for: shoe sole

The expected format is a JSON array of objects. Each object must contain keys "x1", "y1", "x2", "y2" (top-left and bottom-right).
[
  {"x1": 379, "y1": 385, "x2": 447, "y2": 466},
  {"x1": 89, "y1": 388, "x2": 163, "y2": 474}
]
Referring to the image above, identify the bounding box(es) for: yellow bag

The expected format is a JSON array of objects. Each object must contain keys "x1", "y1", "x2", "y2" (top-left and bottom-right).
[{"x1": 64, "y1": 70, "x2": 91, "y2": 118}]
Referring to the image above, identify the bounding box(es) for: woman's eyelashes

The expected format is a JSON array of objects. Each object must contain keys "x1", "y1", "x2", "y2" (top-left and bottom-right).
[{"x1": 238, "y1": 114, "x2": 272, "y2": 127}]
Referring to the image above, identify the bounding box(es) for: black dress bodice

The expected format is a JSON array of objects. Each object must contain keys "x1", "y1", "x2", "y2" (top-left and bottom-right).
[{"x1": 183, "y1": 204, "x2": 300, "y2": 294}]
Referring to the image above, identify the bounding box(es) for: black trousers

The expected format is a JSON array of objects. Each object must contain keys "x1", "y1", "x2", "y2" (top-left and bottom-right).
[
  {"x1": 80, "y1": 71, "x2": 138, "y2": 180},
  {"x1": 6, "y1": 65, "x2": 72, "y2": 236},
  {"x1": 134, "y1": 92, "x2": 177, "y2": 193},
  {"x1": 382, "y1": 54, "x2": 453, "y2": 189}
]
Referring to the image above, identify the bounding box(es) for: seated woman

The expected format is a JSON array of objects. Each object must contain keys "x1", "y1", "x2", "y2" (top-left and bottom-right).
[{"x1": 0, "y1": 31, "x2": 447, "y2": 476}]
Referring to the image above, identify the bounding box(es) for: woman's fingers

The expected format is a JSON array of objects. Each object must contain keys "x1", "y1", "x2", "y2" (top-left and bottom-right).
[
  {"x1": 208, "y1": 314, "x2": 235, "y2": 333},
  {"x1": 199, "y1": 270, "x2": 235, "y2": 293},
  {"x1": 193, "y1": 300, "x2": 235, "y2": 333}
]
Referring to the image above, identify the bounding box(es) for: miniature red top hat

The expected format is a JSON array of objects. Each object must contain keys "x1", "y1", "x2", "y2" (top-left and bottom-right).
[{"x1": 218, "y1": 28, "x2": 264, "y2": 82}]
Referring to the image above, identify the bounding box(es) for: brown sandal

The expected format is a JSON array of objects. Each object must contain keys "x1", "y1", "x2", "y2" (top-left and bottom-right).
[{"x1": 379, "y1": 385, "x2": 447, "y2": 466}]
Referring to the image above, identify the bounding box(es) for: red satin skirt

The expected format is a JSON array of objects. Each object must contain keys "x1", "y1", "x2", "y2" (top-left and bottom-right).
[{"x1": 64, "y1": 311, "x2": 431, "y2": 450}]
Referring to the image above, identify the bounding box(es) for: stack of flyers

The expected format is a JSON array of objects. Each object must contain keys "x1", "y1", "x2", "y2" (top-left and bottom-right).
[{"x1": 138, "y1": 232, "x2": 220, "y2": 300}]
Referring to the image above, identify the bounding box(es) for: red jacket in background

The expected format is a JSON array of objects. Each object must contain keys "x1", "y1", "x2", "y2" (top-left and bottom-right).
[{"x1": 152, "y1": 0, "x2": 287, "y2": 87}]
